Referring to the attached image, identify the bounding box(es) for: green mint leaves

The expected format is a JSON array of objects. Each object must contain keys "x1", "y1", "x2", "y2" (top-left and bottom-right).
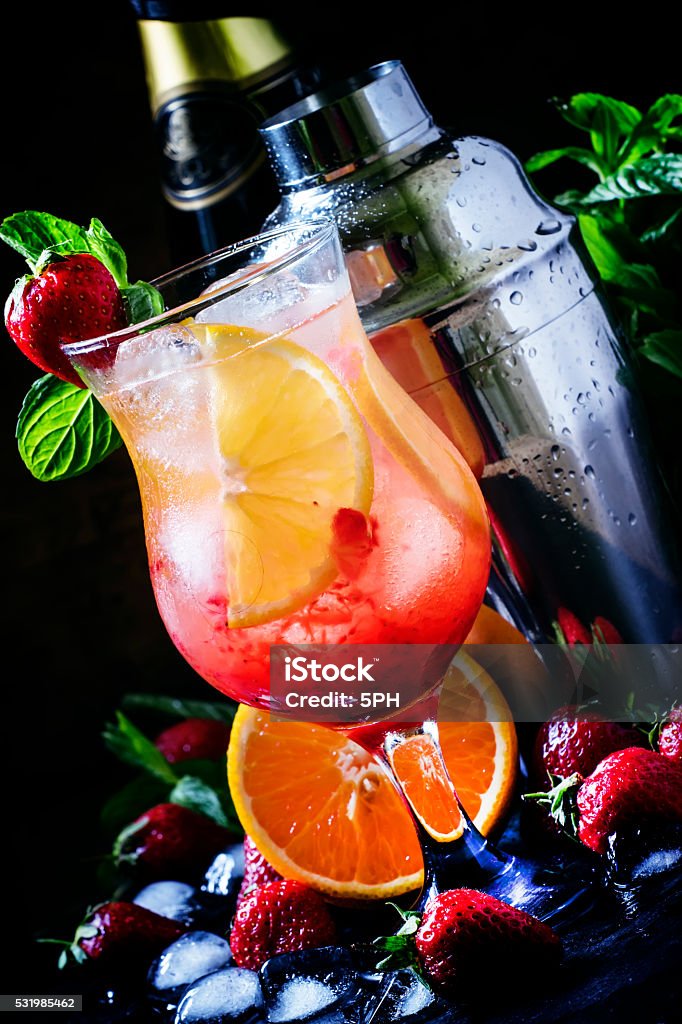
[
  {"x1": 122, "y1": 280, "x2": 165, "y2": 324},
  {"x1": 17, "y1": 374, "x2": 123, "y2": 482},
  {"x1": 121, "y1": 692, "x2": 237, "y2": 724},
  {"x1": 102, "y1": 709, "x2": 241, "y2": 833},
  {"x1": 3, "y1": 211, "x2": 165, "y2": 483},
  {"x1": 0, "y1": 212, "x2": 129, "y2": 284},
  {"x1": 526, "y1": 91, "x2": 682, "y2": 485}
]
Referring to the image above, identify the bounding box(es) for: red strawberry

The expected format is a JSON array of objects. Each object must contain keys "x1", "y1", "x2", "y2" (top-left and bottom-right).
[
  {"x1": 230, "y1": 879, "x2": 337, "y2": 971},
  {"x1": 62, "y1": 901, "x2": 184, "y2": 969},
  {"x1": 659, "y1": 706, "x2": 682, "y2": 763},
  {"x1": 237, "y1": 835, "x2": 282, "y2": 906},
  {"x1": 414, "y1": 889, "x2": 560, "y2": 994},
  {"x1": 576, "y1": 747, "x2": 682, "y2": 853},
  {"x1": 114, "y1": 803, "x2": 231, "y2": 879},
  {"x1": 330, "y1": 508, "x2": 378, "y2": 579},
  {"x1": 154, "y1": 718, "x2": 231, "y2": 764},
  {"x1": 5, "y1": 253, "x2": 126, "y2": 386},
  {"x1": 532, "y1": 705, "x2": 646, "y2": 783},
  {"x1": 591, "y1": 616, "x2": 623, "y2": 644},
  {"x1": 555, "y1": 607, "x2": 591, "y2": 645}
]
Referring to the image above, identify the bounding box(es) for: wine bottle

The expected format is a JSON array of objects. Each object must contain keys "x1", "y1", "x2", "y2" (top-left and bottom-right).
[{"x1": 129, "y1": 4, "x2": 323, "y2": 261}]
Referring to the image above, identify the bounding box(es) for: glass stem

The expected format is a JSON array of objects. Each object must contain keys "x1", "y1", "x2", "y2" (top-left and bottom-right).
[{"x1": 354, "y1": 717, "x2": 514, "y2": 910}]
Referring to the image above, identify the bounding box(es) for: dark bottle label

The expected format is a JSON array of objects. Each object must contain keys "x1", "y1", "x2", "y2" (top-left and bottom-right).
[{"x1": 155, "y1": 87, "x2": 264, "y2": 211}]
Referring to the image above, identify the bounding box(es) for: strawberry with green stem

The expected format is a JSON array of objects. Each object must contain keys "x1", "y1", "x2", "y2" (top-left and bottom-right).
[
  {"x1": 374, "y1": 892, "x2": 560, "y2": 996},
  {"x1": 43, "y1": 901, "x2": 185, "y2": 970},
  {"x1": 2, "y1": 211, "x2": 161, "y2": 384},
  {"x1": 525, "y1": 746, "x2": 682, "y2": 854}
]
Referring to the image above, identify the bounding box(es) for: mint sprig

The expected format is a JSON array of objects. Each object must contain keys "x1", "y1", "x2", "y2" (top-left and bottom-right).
[
  {"x1": 17, "y1": 374, "x2": 123, "y2": 482},
  {"x1": 2, "y1": 211, "x2": 165, "y2": 483},
  {"x1": 103, "y1": 712, "x2": 241, "y2": 832},
  {"x1": 121, "y1": 692, "x2": 238, "y2": 724}
]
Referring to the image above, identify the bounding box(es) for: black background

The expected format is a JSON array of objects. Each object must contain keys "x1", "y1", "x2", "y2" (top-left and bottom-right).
[{"x1": 1, "y1": 0, "x2": 679, "y2": 1001}]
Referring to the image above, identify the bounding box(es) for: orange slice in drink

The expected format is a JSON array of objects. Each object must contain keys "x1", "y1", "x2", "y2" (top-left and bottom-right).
[
  {"x1": 204, "y1": 327, "x2": 374, "y2": 628},
  {"x1": 227, "y1": 653, "x2": 517, "y2": 898}
]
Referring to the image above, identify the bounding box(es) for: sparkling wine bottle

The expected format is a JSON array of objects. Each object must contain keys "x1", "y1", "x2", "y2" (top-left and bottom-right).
[{"x1": 130, "y1": 4, "x2": 322, "y2": 260}]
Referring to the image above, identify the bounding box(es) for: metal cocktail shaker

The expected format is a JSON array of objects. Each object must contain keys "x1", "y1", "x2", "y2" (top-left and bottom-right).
[{"x1": 259, "y1": 61, "x2": 682, "y2": 643}]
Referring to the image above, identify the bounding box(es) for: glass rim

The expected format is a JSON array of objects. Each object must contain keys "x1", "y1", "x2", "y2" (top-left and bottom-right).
[{"x1": 61, "y1": 220, "x2": 337, "y2": 357}]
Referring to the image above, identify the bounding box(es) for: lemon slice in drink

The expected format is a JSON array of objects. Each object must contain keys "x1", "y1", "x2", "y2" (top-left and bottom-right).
[{"x1": 206, "y1": 326, "x2": 374, "y2": 628}]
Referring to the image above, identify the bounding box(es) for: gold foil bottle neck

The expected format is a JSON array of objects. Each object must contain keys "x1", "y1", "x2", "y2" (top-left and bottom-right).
[{"x1": 138, "y1": 17, "x2": 293, "y2": 112}]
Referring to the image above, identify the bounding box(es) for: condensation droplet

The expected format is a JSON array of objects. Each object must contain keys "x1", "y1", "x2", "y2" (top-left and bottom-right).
[
  {"x1": 509, "y1": 291, "x2": 523, "y2": 305},
  {"x1": 550, "y1": 444, "x2": 560, "y2": 460},
  {"x1": 456, "y1": 196, "x2": 467, "y2": 207},
  {"x1": 472, "y1": 155, "x2": 486, "y2": 165},
  {"x1": 628, "y1": 513, "x2": 637, "y2": 526},
  {"x1": 561, "y1": 426, "x2": 572, "y2": 436},
  {"x1": 585, "y1": 465, "x2": 595, "y2": 479},
  {"x1": 472, "y1": 223, "x2": 482, "y2": 233},
  {"x1": 536, "y1": 219, "x2": 562, "y2": 235}
]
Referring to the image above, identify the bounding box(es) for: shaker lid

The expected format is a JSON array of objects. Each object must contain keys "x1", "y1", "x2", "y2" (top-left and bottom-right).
[{"x1": 259, "y1": 60, "x2": 436, "y2": 190}]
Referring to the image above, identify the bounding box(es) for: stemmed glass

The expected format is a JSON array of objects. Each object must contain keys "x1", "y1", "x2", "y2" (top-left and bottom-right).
[{"x1": 62, "y1": 221, "x2": 585, "y2": 924}]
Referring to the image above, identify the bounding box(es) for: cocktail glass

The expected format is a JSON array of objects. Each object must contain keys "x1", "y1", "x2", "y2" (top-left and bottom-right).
[{"x1": 62, "y1": 221, "x2": 585, "y2": 922}]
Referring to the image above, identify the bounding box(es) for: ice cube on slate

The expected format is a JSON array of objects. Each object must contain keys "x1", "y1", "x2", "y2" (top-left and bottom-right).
[
  {"x1": 366, "y1": 970, "x2": 453, "y2": 1023},
  {"x1": 150, "y1": 931, "x2": 233, "y2": 992},
  {"x1": 134, "y1": 881, "x2": 198, "y2": 924},
  {"x1": 202, "y1": 844, "x2": 246, "y2": 898},
  {"x1": 268, "y1": 977, "x2": 341, "y2": 1022},
  {"x1": 261, "y1": 946, "x2": 382, "y2": 1024},
  {"x1": 175, "y1": 967, "x2": 263, "y2": 1024}
]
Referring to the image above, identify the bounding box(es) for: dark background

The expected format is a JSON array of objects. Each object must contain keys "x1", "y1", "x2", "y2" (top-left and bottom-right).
[{"x1": 1, "y1": 1, "x2": 679, "y2": 1001}]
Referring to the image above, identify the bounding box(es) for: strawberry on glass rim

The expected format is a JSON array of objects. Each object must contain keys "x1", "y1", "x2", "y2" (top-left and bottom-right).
[
  {"x1": 1, "y1": 211, "x2": 163, "y2": 482},
  {"x1": 1, "y1": 211, "x2": 162, "y2": 385}
]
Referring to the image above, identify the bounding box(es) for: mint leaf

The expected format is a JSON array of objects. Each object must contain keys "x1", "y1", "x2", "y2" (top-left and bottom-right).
[
  {"x1": 640, "y1": 207, "x2": 682, "y2": 246},
  {"x1": 102, "y1": 712, "x2": 177, "y2": 785},
  {"x1": 0, "y1": 212, "x2": 131, "y2": 285},
  {"x1": 122, "y1": 693, "x2": 238, "y2": 724},
  {"x1": 100, "y1": 775, "x2": 172, "y2": 836},
  {"x1": 179, "y1": 759, "x2": 242, "y2": 833},
  {"x1": 169, "y1": 775, "x2": 230, "y2": 828},
  {"x1": 620, "y1": 94, "x2": 682, "y2": 164},
  {"x1": 640, "y1": 330, "x2": 682, "y2": 379},
  {"x1": 557, "y1": 93, "x2": 641, "y2": 135},
  {"x1": 0, "y1": 212, "x2": 89, "y2": 272},
  {"x1": 525, "y1": 146, "x2": 605, "y2": 178},
  {"x1": 16, "y1": 375, "x2": 122, "y2": 482},
  {"x1": 577, "y1": 153, "x2": 682, "y2": 203},
  {"x1": 85, "y1": 218, "x2": 128, "y2": 288},
  {"x1": 122, "y1": 281, "x2": 164, "y2": 324}
]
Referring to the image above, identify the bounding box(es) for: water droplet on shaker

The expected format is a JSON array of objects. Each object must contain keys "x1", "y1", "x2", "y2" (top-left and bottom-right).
[
  {"x1": 510, "y1": 291, "x2": 523, "y2": 305},
  {"x1": 628, "y1": 513, "x2": 637, "y2": 526},
  {"x1": 472, "y1": 155, "x2": 486, "y2": 166},
  {"x1": 472, "y1": 223, "x2": 482, "y2": 233},
  {"x1": 536, "y1": 219, "x2": 562, "y2": 235},
  {"x1": 585, "y1": 465, "x2": 595, "y2": 479},
  {"x1": 518, "y1": 240, "x2": 538, "y2": 252},
  {"x1": 456, "y1": 196, "x2": 467, "y2": 207},
  {"x1": 561, "y1": 427, "x2": 572, "y2": 436},
  {"x1": 550, "y1": 444, "x2": 561, "y2": 460}
]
